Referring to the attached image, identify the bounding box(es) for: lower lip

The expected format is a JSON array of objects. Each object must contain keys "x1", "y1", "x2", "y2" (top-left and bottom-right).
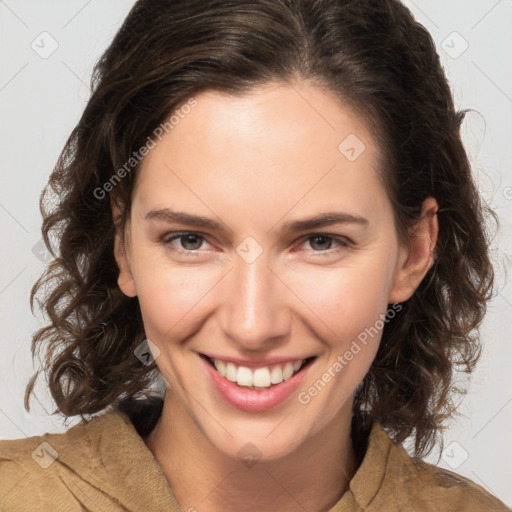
[{"x1": 200, "y1": 356, "x2": 313, "y2": 413}]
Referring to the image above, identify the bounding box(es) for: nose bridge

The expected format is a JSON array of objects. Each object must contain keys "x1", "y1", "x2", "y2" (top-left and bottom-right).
[{"x1": 221, "y1": 251, "x2": 289, "y2": 347}]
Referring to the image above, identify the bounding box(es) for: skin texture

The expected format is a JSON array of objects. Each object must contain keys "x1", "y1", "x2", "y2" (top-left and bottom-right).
[{"x1": 113, "y1": 81, "x2": 438, "y2": 512}]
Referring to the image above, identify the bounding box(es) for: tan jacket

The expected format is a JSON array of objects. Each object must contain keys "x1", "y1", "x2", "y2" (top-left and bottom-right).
[{"x1": 0, "y1": 409, "x2": 509, "y2": 511}]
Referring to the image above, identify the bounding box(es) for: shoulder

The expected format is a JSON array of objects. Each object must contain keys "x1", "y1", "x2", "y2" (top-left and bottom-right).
[
  {"x1": 0, "y1": 411, "x2": 133, "y2": 511},
  {"x1": 0, "y1": 423, "x2": 88, "y2": 511},
  {"x1": 403, "y1": 457, "x2": 510, "y2": 511},
  {"x1": 372, "y1": 424, "x2": 511, "y2": 511}
]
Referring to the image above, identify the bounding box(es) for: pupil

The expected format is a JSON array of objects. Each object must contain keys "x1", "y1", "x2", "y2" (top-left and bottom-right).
[
  {"x1": 311, "y1": 235, "x2": 331, "y2": 250},
  {"x1": 182, "y1": 235, "x2": 202, "y2": 250}
]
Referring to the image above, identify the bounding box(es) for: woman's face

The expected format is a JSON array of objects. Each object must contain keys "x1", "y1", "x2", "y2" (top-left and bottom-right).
[{"x1": 115, "y1": 81, "x2": 435, "y2": 461}]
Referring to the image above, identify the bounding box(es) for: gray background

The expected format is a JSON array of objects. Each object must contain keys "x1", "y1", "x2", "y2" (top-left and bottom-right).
[{"x1": 1, "y1": 0, "x2": 511, "y2": 506}]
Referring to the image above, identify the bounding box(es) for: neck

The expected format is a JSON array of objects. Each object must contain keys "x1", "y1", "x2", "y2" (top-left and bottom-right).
[{"x1": 144, "y1": 390, "x2": 358, "y2": 512}]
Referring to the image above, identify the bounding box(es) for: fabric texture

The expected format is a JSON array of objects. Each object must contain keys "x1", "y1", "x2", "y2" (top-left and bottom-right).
[{"x1": 1, "y1": 401, "x2": 509, "y2": 512}]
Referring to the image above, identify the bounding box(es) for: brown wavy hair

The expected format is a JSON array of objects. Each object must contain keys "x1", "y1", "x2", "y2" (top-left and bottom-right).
[{"x1": 25, "y1": 0, "x2": 497, "y2": 458}]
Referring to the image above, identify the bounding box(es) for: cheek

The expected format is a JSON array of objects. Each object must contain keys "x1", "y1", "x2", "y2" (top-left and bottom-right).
[
  {"x1": 294, "y1": 260, "x2": 395, "y2": 425},
  {"x1": 130, "y1": 245, "x2": 218, "y2": 340},
  {"x1": 283, "y1": 257, "x2": 395, "y2": 344}
]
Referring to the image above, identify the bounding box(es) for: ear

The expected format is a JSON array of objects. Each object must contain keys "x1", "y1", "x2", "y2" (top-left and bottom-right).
[
  {"x1": 388, "y1": 197, "x2": 438, "y2": 303},
  {"x1": 111, "y1": 196, "x2": 137, "y2": 298}
]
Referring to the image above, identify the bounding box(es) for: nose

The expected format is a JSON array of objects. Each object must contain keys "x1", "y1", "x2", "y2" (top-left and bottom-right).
[{"x1": 219, "y1": 250, "x2": 291, "y2": 351}]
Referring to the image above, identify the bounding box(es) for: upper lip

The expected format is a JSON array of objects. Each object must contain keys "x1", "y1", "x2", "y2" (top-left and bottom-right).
[{"x1": 200, "y1": 352, "x2": 315, "y2": 369}]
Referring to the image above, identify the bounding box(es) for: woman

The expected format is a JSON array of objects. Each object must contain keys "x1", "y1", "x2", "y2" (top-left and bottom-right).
[{"x1": 1, "y1": 0, "x2": 509, "y2": 510}]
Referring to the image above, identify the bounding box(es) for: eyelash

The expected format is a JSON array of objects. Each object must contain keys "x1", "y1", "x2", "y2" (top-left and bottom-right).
[{"x1": 161, "y1": 231, "x2": 351, "y2": 256}]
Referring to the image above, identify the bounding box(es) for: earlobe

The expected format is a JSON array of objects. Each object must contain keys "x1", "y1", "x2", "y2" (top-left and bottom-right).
[
  {"x1": 388, "y1": 197, "x2": 438, "y2": 303},
  {"x1": 111, "y1": 197, "x2": 137, "y2": 298}
]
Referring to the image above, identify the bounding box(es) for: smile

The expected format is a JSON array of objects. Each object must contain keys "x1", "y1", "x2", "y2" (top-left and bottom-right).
[{"x1": 199, "y1": 353, "x2": 317, "y2": 412}]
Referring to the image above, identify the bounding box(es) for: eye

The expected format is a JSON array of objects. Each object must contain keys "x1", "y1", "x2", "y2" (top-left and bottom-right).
[
  {"x1": 160, "y1": 231, "x2": 351, "y2": 257},
  {"x1": 298, "y1": 234, "x2": 351, "y2": 254},
  {"x1": 162, "y1": 232, "x2": 211, "y2": 253}
]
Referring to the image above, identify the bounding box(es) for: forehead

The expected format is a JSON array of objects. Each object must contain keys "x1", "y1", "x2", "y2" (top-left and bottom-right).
[
  {"x1": 133, "y1": 82, "x2": 387, "y2": 225},
  {"x1": 153, "y1": 82, "x2": 376, "y2": 162}
]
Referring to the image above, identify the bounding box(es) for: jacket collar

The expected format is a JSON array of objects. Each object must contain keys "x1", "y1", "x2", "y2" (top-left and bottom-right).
[{"x1": 56, "y1": 405, "x2": 395, "y2": 511}]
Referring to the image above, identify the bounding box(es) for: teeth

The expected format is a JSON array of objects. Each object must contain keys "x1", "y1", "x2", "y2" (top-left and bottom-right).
[
  {"x1": 225, "y1": 362, "x2": 237, "y2": 382},
  {"x1": 253, "y1": 367, "x2": 271, "y2": 387},
  {"x1": 212, "y1": 358, "x2": 306, "y2": 389},
  {"x1": 270, "y1": 366, "x2": 283, "y2": 384},
  {"x1": 236, "y1": 366, "x2": 253, "y2": 387},
  {"x1": 282, "y1": 362, "x2": 294, "y2": 380},
  {"x1": 215, "y1": 359, "x2": 226, "y2": 377}
]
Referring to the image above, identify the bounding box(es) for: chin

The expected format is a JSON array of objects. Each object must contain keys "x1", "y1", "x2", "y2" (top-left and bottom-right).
[{"x1": 193, "y1": 408, "x2": 312, "y2": 464}]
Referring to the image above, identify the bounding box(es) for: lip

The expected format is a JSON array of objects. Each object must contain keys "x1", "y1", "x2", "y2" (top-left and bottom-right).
[{"x1": 200, "y1": 354, "x2": 315, "y2": 413}]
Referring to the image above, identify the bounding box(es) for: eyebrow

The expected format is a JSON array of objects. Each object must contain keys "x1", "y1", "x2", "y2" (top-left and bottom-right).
[{"x1": 144, "y1": 208, "x2": 369, "y2": 233}]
